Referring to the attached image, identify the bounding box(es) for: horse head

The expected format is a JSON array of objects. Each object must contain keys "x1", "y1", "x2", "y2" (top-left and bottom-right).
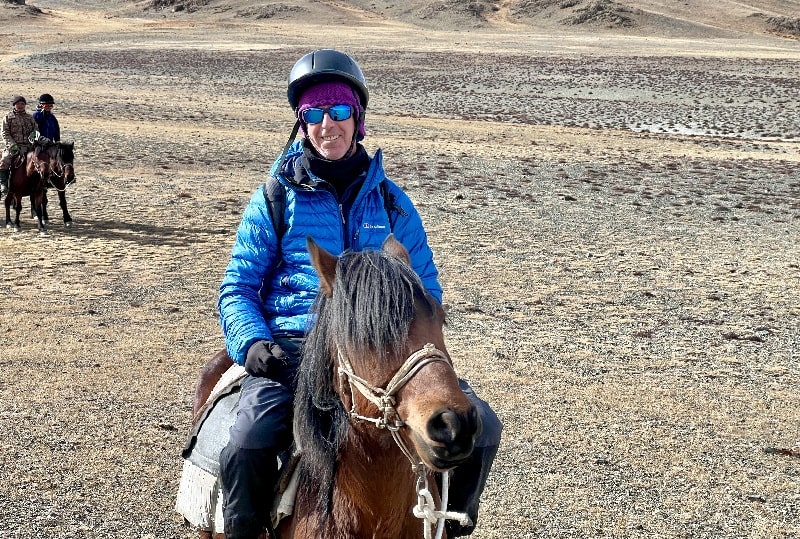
[
  {"x1": 305, "y1": 235, "x2": 480, "y2": 473},
  {"x1": 48, "y1": 141, "x2": 75, "y2": 185},
  {"x1": 26, "y1": 138, "x2": 54, "y2": 180},
  {"x1": 58, "y1": 142, "x2": 75, "y2": 184}
]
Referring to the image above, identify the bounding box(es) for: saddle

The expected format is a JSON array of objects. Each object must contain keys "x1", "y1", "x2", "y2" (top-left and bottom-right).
[
  {"x1": 9, "y1": 152, "x2": 25, "y2": 171},
  {"x1": 175, "y1": 364, "x2": 299, "y2": 536},
  {"x1": 5, "y1": 143, "x2": 36, "y2": 173}
]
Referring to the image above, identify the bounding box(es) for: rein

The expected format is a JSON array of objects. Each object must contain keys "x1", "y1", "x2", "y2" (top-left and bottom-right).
[
  {"x1": 337, "y1": 342, "x2": 472, "y2": 538},
  {"x1": 32, "y1": 154, "x2": 49, "y2": 177}
]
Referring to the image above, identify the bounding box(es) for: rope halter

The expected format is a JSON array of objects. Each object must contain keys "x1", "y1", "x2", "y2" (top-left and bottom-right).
[
  {"x1": 337, "y1": 342, "x2": 472, "y2": 538},
  {"x1": 48, "y1": 162, "x2": 75, "y2": 191},
  {"x1": 337, "y1": 342, "x2": 452, "y2": 468},
  {"x1": 32, "y1": 154, "x2": 49, "y2": 177}
]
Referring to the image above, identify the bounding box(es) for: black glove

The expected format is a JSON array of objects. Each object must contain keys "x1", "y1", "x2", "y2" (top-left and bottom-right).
[{"x1": 244, "y1": 340, "x2": 288, "y2": 378}]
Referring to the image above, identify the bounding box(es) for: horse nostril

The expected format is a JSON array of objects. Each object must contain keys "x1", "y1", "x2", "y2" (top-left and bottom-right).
[
  {"x1": 428, "y1": 409, "x2": 461, "y2": 444},
  {"x1": 468, "y1": 405, "x2": 481, "y2": 436},
  {"x1": 427, "y1": 407, "x2": 479, "y2": 446}
]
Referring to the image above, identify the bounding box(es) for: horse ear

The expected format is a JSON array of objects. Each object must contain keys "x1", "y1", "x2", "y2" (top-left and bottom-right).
[
  {"x1": 381, "y1": 234, "x2": 411, "y2": 265},
  {"x1": 307, "y1": 236, "x2": 337, "y2": 297}
]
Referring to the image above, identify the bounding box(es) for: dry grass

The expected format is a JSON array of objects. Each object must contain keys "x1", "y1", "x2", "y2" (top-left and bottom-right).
[{"x1": 0, "y1": 1, "x2": 798, "y2": 538}]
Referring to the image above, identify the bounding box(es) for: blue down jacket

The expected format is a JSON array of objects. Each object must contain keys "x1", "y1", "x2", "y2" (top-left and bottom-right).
[{"x1": 219, "y1": 141, "x2": 442, "y2": 365}]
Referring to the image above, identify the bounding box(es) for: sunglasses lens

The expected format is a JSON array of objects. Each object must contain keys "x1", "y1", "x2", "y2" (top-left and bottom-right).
[
  {"x1": 302, "y1": 105, "x2": 353, "y2": 124},
  {"x1": 328, "y1": 105, "x2": 352, "y2": 121},
  {"x1": 302, "y1": 108, "x2": 324, "y2": 124}
]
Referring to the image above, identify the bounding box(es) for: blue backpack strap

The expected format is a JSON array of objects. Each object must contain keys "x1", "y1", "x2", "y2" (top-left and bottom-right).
[{"x1": 381, "y1": 180, "x2": 407, "y2": 222}]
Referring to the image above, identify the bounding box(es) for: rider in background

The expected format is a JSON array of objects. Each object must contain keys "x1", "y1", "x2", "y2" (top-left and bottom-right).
[
  {"x1": 33, "y1": 93, "x2": 60, "y2": 143},
  {"x1": 217, "y1": 48, "x2": 501, "y2": 538},
  {"x1": 1, "y1": 95, "x2": 36, "y2": 197}
]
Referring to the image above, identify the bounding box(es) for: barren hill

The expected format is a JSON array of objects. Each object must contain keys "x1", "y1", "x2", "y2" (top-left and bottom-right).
[
  {"x1": 138, "y1": 0, "x2": 800, "y2": 38},
  {"x1": 6, "y1": 0, "x2": 800, "y2": 39}
]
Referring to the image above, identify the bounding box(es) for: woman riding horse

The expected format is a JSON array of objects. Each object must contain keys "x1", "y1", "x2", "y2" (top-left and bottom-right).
[{"x1": 212, "y1": 49, "x2": 501, "y2": 539}]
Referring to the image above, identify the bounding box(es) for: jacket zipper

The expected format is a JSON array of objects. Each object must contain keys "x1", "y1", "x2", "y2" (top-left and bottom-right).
[{"x1": 339, "y1": 202, "x2": 357, "y2": 249}]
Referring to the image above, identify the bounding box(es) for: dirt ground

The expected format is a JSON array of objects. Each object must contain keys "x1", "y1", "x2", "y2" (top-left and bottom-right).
[{"x1": 0, "y1": 1, "x2": 799, "y2": 538}]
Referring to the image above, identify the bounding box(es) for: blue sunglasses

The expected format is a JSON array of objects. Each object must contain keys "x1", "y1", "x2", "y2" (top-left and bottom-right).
[{"x1": 301, "y1": 104, "x2": 353, "y2": 125}]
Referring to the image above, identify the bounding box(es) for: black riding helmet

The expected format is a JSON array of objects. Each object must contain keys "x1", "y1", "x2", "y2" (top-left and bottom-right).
[
  {"x1": 278, "y1": 49, "x2": 369, "y2": 167},
  {"x1": 287, "y1": 49, "x2": 368, "y2": 112},
  {"x1": 38, "y1": 93, "x2": 55, "y2": 105}
]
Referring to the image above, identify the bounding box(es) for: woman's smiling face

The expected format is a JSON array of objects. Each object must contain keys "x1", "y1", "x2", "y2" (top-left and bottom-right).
[{"x1": 306, "y1": 105, "x2": 356, "y2": 160}]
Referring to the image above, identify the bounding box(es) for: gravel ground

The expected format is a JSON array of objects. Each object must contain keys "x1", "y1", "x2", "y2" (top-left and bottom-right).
[{"x1": 0, "y1": 2, "x2": 799, "y2": 538}]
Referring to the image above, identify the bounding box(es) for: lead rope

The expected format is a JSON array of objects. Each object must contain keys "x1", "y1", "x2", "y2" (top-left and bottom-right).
[
  {"x1": 337, "y1": 343, "x2": 472, "y2": 538},
  {"x1": 412, "y1": 467, "x2": 472, "y2": 538}
]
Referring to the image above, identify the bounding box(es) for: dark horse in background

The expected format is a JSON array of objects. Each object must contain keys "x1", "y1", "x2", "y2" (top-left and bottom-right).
[
  {"x1": 31, "y1": 141, "x2": 75, "y2": 227},
  {"x1": 4, "y1": 138, "x2": 52, "y2": 232},
  {"x1": 182, "y1": 236, "x2": 479, "y2": 538}
]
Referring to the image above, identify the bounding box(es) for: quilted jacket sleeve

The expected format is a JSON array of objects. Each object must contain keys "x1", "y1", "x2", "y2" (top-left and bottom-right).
[
  {"x1": 2, "y1": 114, "x2": 12, "y2": 146},
  {"x1": 218, "y1": 188, "x2": 280, "y2": 365}
]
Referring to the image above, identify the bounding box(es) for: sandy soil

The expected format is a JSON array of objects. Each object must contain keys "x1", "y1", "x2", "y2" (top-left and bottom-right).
[{"x1": 0, "y1": 1, "x2": 798, "y2": 538}]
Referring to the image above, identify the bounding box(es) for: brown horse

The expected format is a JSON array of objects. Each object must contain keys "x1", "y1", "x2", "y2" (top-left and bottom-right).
[
  {"x1": 189, "y1": 236, "x2": 479, "y2": 539},
  {"x1": 4, "y1": 139, "x2": 52, "y2": 231},
  {"x1": 40, "y1": 141, "x2": 76, "y2": 227}
]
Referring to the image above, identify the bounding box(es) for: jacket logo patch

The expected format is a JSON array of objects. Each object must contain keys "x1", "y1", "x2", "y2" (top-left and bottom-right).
[{"x1": 363, "y1": 223, "x2": 387, "y2": 230}]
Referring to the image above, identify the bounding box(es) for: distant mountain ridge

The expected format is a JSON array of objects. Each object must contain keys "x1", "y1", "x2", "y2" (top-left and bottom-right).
[
  {"x1": 142, "y1": 0, "x2": 800, "y2": 38},
  {"x1": 10, "y1": 0, "x2": 800, "y2": 39}
]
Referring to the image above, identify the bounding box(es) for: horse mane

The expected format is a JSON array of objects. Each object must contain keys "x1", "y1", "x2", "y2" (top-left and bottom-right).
[
  {"x1": 293, "y1": 247, "x2": 438, "y2": 522},
  {"x1": 58, "y1": 141, "x2": 75, "y2": 163},
  {"x1": 49, "y1": 141, "x2": 74, "y2": 165}
]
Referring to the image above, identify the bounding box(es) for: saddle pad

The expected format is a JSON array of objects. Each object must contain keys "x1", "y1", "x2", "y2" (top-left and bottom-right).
[
  {"x1": 182, "y1": 363, "x2": 247, "y2": 475},
  {"x1": 176, "y1": 449, "x2": 300, "y2": 534},
  {"x1": 176, "y1": 363, "x2": 299, "y2": 533},
  {"x1": 175, "y1": 458, "x2": 224, "y2": 533}
]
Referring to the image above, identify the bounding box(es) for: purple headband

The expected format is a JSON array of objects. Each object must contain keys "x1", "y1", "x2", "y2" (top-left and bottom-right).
[{"x1": 296, "y1": 81, "x2": 366, "y2": 140}]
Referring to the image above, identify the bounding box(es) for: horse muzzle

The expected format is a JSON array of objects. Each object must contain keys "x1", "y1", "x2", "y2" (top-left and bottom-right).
[{"x1": 415, "y1": 405, "x2": 481, "y2": 471}]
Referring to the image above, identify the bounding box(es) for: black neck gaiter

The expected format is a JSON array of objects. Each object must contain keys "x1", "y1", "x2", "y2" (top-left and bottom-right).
[{"x1": 301, "y1": 139, "x2": 370, "y2": 198}]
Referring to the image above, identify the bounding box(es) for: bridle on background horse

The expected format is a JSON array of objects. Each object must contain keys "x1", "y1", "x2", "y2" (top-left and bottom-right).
[
  {"x1": 48, "y1": 144, "x2": 75, "y2": 191},
  {"x1": 25, "y1": 135, "x2": 52, "y2": 178},
  {"x1": 337, "y1": 342, "x2": 473, "y2": 539},
  {"x1": 30, "y1": 147, "x2": 51, "y2": 181},
  {"x1": 49, "y1": 159, "x2": 75, "y2": 191}
]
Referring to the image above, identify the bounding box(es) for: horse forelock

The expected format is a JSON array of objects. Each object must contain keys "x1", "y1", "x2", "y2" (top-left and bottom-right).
[
  {"x1": 329, "y1": 249, "x2": 432, "y2": 358},
  {"x1": 33, "y1": 145, "x2": 50, "y2": 159},
  {"x1": 58, "y1": 142, "x2": 75, "y2": 164}
]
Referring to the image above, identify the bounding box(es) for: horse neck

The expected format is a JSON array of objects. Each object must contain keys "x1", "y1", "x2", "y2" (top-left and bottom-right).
[
  {"x1": 26, "y1": 151, "x2": 50, "y2": 178},
  {"x1": 329, "y1": 429, "x2": 431, "y2": 538}
]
